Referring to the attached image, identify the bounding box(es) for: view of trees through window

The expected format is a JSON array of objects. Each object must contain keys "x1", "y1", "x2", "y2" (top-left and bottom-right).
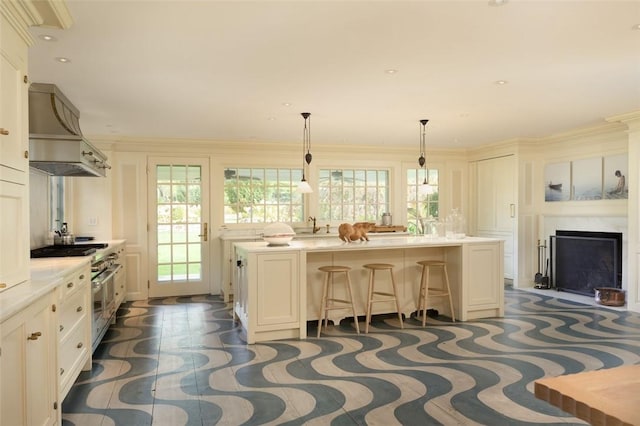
[
  {"x1": 317, "y1": 169, "x2": 389, "y2": 222},
  {"x1": 407, "y1": 168, "x2": 439, "y2": 234},
  {"x1": 223, "y1": 168, "x2": 304, "y2": 223}
]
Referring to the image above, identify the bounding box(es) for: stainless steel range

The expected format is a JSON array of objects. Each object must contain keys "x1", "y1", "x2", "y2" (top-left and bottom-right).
[{"x1": 90, "y1": 251, "x2": 122, "y2": 352}]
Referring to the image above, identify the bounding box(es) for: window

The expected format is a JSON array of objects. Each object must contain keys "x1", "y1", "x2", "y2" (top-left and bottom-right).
[
  {"x1": 407, "y1": 168, "x2": 439, "y2": 234},
  {"x1": 49, "y1": 176, "x2": 64, "y2": 231},
  {"x1": 318, "y1": 169, "x2": 389, "y2": 222},
  {"x1": 223, "y1": 168, "x2": 304, "y2": 224}
]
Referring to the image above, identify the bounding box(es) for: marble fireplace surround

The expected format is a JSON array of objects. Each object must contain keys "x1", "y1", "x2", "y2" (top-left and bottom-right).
[{"x1": 542, "y1": 215, "x2": 628, "y2": 291}]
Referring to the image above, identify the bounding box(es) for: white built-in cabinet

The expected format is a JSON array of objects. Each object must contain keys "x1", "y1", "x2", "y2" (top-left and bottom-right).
[
  {"x1": 0, "y1": 11, "x2": 30, "y2": 291},
  {"x1": 474, "y1": 155, "x2": 517, "y2": 281},
  {"x1": 234, "y1": 247, "x2": 304, "y2": 343},
  {"x1": 56, "y1": 264, "x2": 92, "y2": 401},
  {"x1": 1, "y1": 291, "x2": 58, "y2": 426}
]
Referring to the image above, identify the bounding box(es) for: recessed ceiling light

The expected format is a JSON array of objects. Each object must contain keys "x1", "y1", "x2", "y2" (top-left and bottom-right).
[
  {"x1": 267, "y1": 117, "x2": 276, "y2": 121},
  {"x1": 632, "y1": 24, "x2": 640, "y2": 30},
  {"x1": 384, "y1": 69, "x2": 398, "y2": 75},
  {"x1": 55, "y1": 57, "x2": 71, "y2": 63},
  {"x1": 488, "y1": 0, "x2": 508, "y2": 6},
  {"x1": 282, "y1": 102, "x2": 292, "y2": 107},
  {"x1": 39, "y1": 34, "x2": 57, "y2": 42},
  {"x1": 494, "y1": 80, "x2": 508, "y2": 85}
]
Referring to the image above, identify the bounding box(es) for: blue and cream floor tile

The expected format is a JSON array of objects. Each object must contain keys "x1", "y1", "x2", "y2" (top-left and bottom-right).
[{"x1": 61, "y1": 288, "x2": 640, "y2": 425}]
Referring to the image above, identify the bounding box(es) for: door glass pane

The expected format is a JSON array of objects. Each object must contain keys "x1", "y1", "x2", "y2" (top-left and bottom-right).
[{"x1": 155, "y1": 164, "x2": 203, "y2": 284}]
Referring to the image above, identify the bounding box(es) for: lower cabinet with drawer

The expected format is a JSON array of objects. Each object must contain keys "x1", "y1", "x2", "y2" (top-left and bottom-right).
[
  {"x1": 56, "y1": 264, "x2": 92, "y2": 401},
  {"x1": 0, "y1": 291, "x2": 58, "y2": 426}
]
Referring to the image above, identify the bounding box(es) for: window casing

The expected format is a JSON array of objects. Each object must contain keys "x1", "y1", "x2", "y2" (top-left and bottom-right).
[
  {"x1": 318, "y1": 169, "x2": 389, "y2": 222},
  {"x1": 223, "y1": 168, "x2": 304, "y2": 224},
  {"x1": 407, "y1": 168, "x2": 439, "y2": 234}
]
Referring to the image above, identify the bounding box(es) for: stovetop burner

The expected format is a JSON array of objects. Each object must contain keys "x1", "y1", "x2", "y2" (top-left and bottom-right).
[{"x1": 30, "y1": 243, "x2": 109, "y2": 258}]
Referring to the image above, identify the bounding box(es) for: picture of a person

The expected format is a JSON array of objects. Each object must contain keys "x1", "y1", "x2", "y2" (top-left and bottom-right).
[{"x1": 609, "y1": 170, "x2": 625, "y2": 194}]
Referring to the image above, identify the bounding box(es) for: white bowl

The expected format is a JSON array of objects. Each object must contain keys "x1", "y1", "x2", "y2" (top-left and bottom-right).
[
  {"x1": 263, "y1": 223, "x2": 295, "y2": 246},
  {"x1": 264, "y1": 235, "x2": 294, "y2": 246}
]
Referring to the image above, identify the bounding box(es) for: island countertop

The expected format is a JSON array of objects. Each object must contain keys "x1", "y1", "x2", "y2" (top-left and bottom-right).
[{"x1": 233, "y1": 235, "x2": 500, "y2": 253}]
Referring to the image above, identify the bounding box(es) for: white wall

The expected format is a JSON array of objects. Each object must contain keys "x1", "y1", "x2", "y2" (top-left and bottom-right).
[{"x1": 46, "y1": 111, "x2": 638, "y2": 312}]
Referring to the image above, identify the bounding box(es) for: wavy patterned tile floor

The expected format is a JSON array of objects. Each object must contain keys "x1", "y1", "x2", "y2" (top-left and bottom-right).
[{"x1": 61, "y1": 289, "x2": 640, "y2": 425}]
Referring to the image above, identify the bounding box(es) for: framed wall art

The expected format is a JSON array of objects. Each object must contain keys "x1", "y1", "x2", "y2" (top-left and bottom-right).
[
  {"x1": 572, "y1": 157, "x2": 602, "y2": 200},
  {"x1": 544, "y1": 162, "x2": 571, "y2": 202},
  {"x1": 603, "y1": 153, "x2": 628, "y2": 199}
]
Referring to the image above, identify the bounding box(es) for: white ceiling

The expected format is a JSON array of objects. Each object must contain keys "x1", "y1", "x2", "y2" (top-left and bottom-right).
[{"x1": 27, "y1": 0, "x2": 640, "y2": 149}]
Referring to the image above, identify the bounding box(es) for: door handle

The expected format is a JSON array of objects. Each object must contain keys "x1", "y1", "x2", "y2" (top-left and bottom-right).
[
  {"x1": 510, "y1": 204, "x2": 516, "y2": 218},
  {"x1": 198, "y1": 223, "x2": 208, "y2": 242}
]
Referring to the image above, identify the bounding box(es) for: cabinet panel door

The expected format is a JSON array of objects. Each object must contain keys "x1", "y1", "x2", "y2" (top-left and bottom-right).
[
  {"x1": 1, "y1": 315, "x2": 28, "y2": 425},
  {"x1": 26, "y1": 298, "x2": 57, "y2": 426},
  {"x1": 0, "y1": 180, "x2": 29, "y2": 290},
  {"x1": 1, "y1": 294, "x2": 56, "y2": 426},
  {"x1": 256, "y1": 253, "x2": 299, "y2": 326},
  {"x1": 0, "y1": 19, "x2": 29, "y2": 179}
]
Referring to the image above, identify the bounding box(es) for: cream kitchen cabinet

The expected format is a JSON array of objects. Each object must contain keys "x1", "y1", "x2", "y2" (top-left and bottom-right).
[
  {"x1": 234, "y1": 246, "x2": 305, "y2": 344},
  {"x1": 56, "y1": 264, "x2": 92, "y2": 401},
  {"x1": 1, "y1": 291, "x2": 58, "y2": 426},
  {"x1": 0, "y1": 11, "x2": 31, "y2": 292}
]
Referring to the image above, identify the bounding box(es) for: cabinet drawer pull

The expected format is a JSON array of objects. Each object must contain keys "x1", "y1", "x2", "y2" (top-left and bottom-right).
[
  {"x1": 67, "y1": 282, "x2": 74, "y2": 289},
  {"x1": 0, "y1": 283, "x2": 7, "y2": 288},
  {"x1": 27, "y1": 331, "x2": 42, "y2": 340},
  {"x1": 0, "y1": 128, "x2": 9, "y2": 136},
  {"x1": 60, "y1": 368, "x2": 64, "y2": 376},
  {"x1": 77, "y1": 342, "x2": 83, "y2": 349},
  {"x1": 76, "y1": 306, "x2": 83, "y2": 312},
  {"x1": 59, "y1": 325, "x2": 64, "y2": 332},
  {"x1": 79, "y1": 274, "x2": 85, "y2": 279}
]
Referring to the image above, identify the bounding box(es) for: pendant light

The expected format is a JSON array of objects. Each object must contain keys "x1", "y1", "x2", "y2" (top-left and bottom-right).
[
  {"x1": 418, "y1": 119, "x2": 429, "y2": 184},
  {"x1": 297, "y1": 112, "x2": 313, "y2": 193}
]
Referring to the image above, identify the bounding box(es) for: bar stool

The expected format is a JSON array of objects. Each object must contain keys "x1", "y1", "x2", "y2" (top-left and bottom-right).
[
  {"x1": 416, "y1": 260, "x2": 455, "y2": 326},
  {"x1": 363, "y1": 263, "x2": 403, "y2": 333},
  {"x1": 317, "y1": 266, "x2": 360, "y2": 337}
]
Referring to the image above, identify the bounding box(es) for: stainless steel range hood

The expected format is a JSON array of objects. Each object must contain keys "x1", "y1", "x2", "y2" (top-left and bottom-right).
[{"x1": 29, "y1": 83, "x2": 110, "y2": 177}]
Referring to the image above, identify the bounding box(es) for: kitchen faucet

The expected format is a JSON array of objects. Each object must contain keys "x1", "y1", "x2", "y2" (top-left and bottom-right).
[{"x1": 308, "y1": 216, "x2": 321, "y2": 234}]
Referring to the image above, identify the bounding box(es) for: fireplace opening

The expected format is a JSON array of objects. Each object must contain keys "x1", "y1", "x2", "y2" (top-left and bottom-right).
[{"x1": 550, "y1": 230, "x2": 622, "y2": 296}]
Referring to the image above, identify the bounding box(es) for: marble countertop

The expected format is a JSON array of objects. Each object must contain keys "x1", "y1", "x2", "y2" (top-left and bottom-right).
[
  {"x1": 219, "y1": 231, "x2": 410, "y2": 241},
  {"x1": 0, "y1": 240, "x2": 125, "y2": 323},
  {"x1": 234, "y1": 235, "x2": 502, "y2": 253}
]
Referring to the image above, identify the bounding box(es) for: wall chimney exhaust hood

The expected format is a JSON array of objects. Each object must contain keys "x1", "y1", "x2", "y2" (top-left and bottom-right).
[{"x1": 29, "y1": 83, "x2": 110, "y2": 177}]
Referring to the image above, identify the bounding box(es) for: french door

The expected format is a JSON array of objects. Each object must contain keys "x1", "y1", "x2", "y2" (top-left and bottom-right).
[{"x1": 148, "y1": 157, "x2": 210, "y2": 298}]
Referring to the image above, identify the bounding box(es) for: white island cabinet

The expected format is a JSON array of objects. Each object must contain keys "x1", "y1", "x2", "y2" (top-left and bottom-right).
[
  {"x1": 235, "y1": 247, "x2": 305, "y2": 344},
  {"x1": 234, "y1": 236, "x2": 504, "y2": 343}
]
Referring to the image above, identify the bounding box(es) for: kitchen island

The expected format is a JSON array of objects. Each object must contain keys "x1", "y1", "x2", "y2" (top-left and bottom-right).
[{"x1": 233, "y1": 236, "x2": 504, "y2": 343}]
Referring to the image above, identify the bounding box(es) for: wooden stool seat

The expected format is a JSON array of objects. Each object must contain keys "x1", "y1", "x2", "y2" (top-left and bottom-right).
[
  {"x1": 317, "y1": 265, "x2": 360, "y2": 337},
  {"x1": 363, "y1": 263, "x2": 403, "y2": 333},
  {"x1": 416, "y1": 260, "x2": 455, "y2": 326}
]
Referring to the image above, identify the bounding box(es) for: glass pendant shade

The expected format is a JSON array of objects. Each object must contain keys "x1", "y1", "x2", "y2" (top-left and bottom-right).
[{"x1": 297, "y1": 179, "x2": 313, "y2": 193}]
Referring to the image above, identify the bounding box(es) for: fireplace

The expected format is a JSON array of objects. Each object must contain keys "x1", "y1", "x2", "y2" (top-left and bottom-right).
[{"x1": 550, "y1": 230, "x2": 622, "y2": 296}]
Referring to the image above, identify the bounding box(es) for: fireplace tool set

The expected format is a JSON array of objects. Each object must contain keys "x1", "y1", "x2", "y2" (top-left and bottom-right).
[{"x1": 534, "y1": 240, "x2": 550, "y2": 289}]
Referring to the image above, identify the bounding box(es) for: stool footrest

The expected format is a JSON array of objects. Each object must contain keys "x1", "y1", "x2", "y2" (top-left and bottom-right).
[{"x1": 326, "y1": 298, "x2": 352, "y2": 305}]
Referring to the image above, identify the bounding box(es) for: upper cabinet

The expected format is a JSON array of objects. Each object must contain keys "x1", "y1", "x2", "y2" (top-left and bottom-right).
[
  {"x1": 0, "y1": 11, "x2": 31, "y2": 291},
  {"x1": 0, "y1": 0, "x2": 73, "y2": 291}
]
